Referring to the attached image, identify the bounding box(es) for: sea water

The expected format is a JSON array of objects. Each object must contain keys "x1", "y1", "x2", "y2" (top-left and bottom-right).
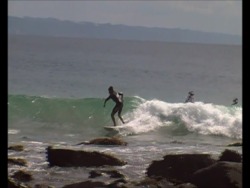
[{"x1": 8, "y1": 35, "x2": 242, "y2": 187}]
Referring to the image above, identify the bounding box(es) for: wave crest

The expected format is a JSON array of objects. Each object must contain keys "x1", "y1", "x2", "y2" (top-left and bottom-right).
[{"x1": 8, "y1": 94, "x2": 242, "y2": 139}]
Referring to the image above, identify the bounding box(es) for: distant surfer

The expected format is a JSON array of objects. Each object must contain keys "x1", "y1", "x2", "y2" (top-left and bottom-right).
[
  {"x1": 104, "y1": 86, "x2": 125, "y2": 126},
  {"x1": 232, "y1": 98, "x2": 238, "y2": 105},
  {"x1": 185, "y1": 91, "x2": 194, "y2": 103}
]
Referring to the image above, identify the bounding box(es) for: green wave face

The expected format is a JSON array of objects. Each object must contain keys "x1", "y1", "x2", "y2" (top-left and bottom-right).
[{"x1": 8, "y1": 94, "x2": 141, "y2": 126}]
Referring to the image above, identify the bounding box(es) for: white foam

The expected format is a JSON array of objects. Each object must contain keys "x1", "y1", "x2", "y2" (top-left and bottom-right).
[
  {"x1": 122, "y1": 99, "x2": 242, "y2": 139},
  {"x1": 8, "y1": 129, "x2": 20, "y2": 134}
]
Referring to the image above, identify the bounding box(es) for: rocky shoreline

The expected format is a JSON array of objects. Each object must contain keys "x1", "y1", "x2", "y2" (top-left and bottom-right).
[{"x1": 8, "y1": 137, "x2": 242, "y2": 188}]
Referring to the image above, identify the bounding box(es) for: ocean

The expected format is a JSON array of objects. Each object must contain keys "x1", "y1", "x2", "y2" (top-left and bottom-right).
[{"x1": 8, "y1": 35, "x2": 242, "y2": 187}]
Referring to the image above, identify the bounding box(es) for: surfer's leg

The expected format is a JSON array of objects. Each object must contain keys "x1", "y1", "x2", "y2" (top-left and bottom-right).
[
  {"x1": 111, "y1": 114, "x2": 116, "y2": 126},
  {"x1": 118, "y1": 105, "x2": 125, "y2": 124},
  {"x1": 111, "y1": 105, "x2": 119, "y2": 126},
  {"x1": 118, "y1": 114, "x2": 125, "y2": 124}
]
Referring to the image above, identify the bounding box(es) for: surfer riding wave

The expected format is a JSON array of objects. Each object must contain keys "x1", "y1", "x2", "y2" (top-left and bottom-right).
[{"x1": 104, "y1": 86, "x2": 125, "y2": 126}]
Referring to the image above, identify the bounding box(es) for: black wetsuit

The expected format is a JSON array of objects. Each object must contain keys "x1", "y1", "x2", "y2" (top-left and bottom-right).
[
  {"x1": 104, "y1": 90, "x2": 125, "y2": 126},
  {"x1": 107, "y1": 91, "x2": 123, "y2": 113}
]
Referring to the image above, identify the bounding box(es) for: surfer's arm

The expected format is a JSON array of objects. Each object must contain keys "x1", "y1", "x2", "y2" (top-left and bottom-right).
[
  {"x1": 118, "y1": 92, "x2": 123, "y2": 98},
  {"x1": 104, "y1": 96, "x2": 111, "y2": 107},
  {"x1": 118, "y1": 92, "x2": 124, "y2": 102}
]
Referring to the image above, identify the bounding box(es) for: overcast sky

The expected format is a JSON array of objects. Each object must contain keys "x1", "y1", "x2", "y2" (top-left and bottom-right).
[{"x1": 8, "y1": 1, "x2": 242, "y2": 36}]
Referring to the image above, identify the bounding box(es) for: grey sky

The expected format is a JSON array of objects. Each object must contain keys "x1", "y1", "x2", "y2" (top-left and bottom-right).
[{"x1": 8, "y1": 1, "x2": 242, "y2": 36}]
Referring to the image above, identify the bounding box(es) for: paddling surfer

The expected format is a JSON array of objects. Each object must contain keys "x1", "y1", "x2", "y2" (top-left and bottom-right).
[
  {"x1": 104, "y1": 86, "x2": 125, "y2": 126},
  {"x1": 232, "y1": 98, "x2": 238, "y2": 105},
  {"x1": 185, "y1": 91, "x2": 194, "y2": 103}
]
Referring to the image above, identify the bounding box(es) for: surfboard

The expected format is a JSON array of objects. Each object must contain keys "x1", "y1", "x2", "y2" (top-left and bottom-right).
[{"x1": 104, "y1": 126, "x2": 118, "y2": 131}]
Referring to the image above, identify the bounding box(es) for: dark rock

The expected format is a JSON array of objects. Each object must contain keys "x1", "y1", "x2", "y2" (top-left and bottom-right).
[
  {"x1": 62, "y1": 180, "x2": 107, "y2": 188},
  {"x1": 176, "y1": 183, "x2": 197, "y2": 188},
  {"x1": 146, "y1": 154, "x2": 216, "y2": 183},
  {"x1": 8, "y1": 178, "x2": 19, "y2": 188},
  {"x1": 76, "y1": 137, "x2": 128, "y2": 146},
  {"x1": 227, "y1": 142, "x2": 242, "y2": 147},
  {"x1": 190, "y1": 161, "x2": 242, "y2": 188},
  {"x1": 108, "y1": 178, "x2": 128, "y2": 188},
  {"x1": 34, "y1": 184, "x2": 55, "y2": 188},
  {"x1": 11, "y1": 170, "x2": 33, "y2": 182},
  {"x1": 46, "y1": 146, "x2": 127, "y2": 167},
  {"x1": 108, "y1": 170, "x2": 126, "y2": 179},
  {"x1": 8, "y1": 157, "x2": 27, "y2": 166},
  {"x1": 89, "y1": 170, "x2": 103, "y2": 178},
  {"x1": 219, "y1": 149, "x2": 242, "y2": 162},
  {"x1": 8, "y1": 145, "x2": 24, "y2": 151},
  {"x1": 134, "y1": 177, "x2": 176, "y2": 188},
  {"x1": 8, "y1": 178, "x2": 31, "y2": 188}
]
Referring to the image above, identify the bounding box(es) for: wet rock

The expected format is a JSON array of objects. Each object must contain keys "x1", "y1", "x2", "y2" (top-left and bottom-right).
[
  {"x1": 62, "y1": 180, "x2": 107, "y2": 188},
  {"x1": 107, "y1": 170, "x2": 126, "y2": 178},
  {"x1": 46, "y1": 146, "x2": 127, "y2": 167},
  {"x1": 227, "y1": 142, "x2": 242, "y2": 147},
  {"x1": 89, "y1": 170, "x2": 102, "y2": 178},
  {"x1": 218, "y1": 149, "x2": 242, "y2": 162},
  {"x1": 8, "y1": 178, "x2": 19, "y2": 188},
  {"x1": 105, "y1": 178, "x2": 129, "y2": 188},
  {"x1": 11, "y1": 170, "x2": 33, "y2": 182},
  {"x1": 133, "y1": 177, "x2": 176, "y2": 188},
  {"x1": 34, "y1": 184, "x2": 55, "y2": 188},
  {"x1": 8, "y1": 178, "x2": 30, "y2": 188},
  {"x1": 76, "y1": 137, "x2": 128, "y2": 146},
  {"x1": 8, "y1": 157, "x2": 27, "y2": 166},
  {"x1": 190, "y1": 161, "x2": 242, "y2": 188},
  {"x1": 8, "y1": 145, "x2": 24, "y2": 151},
  {"x1": 146, "y1": 154, "x2": 216, "y2": 183},
  {"x1": 176, "y1": 183, "x2": 197, "y2": 188}
]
